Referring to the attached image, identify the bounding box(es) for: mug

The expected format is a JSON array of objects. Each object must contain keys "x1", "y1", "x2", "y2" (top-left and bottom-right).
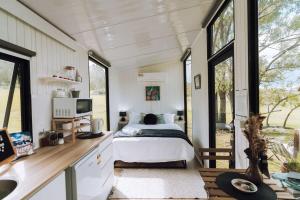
[{"x1": 92, "y1": 118, "x2": 104, "y2": 134}]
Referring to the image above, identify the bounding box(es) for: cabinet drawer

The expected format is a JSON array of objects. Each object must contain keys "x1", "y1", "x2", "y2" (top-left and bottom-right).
[
  {"x1": 98, "y1": 134, "x2": 113, "y2": 152},
  {"x1": 98, "y1": 144, "x2": 113, "y2": 168},
  {"x1": 99, "y1": 172, "x2": 114, "y2": 200},
  {"x1": 100, "y1": 157, "x2": 114, "y2": 186}
]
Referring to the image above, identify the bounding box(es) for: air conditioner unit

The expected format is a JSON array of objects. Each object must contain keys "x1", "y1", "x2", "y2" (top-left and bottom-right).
[{"x1": 137, "y1": 72, "x2": 166, "y2": 82}]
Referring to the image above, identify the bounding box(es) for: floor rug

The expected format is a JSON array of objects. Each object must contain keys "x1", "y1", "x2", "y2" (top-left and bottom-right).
[{"x1": 109, "y1": 168, "x2": 207, "y2": 199}]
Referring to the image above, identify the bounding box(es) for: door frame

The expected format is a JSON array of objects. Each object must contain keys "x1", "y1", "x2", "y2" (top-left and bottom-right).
[
  {"x1": 88, "y1": 57, "x2": 110, "y2": 131},
  {"x1": 208, "y1": 42, "x2": 235, "y2": 168},
  {"x1": 183, "y1": 52, "x2": 191, "y2": 134}
]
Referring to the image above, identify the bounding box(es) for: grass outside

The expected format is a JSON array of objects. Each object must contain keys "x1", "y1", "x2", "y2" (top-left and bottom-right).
[
  {"x1": 90, "y1": 94, "x2": 108, "y2": 131},
  {"x1": 214, "y1": 127, "x2": 297, "y2": 171},
  {"x1": 187, "y1": 96, "x2": 192, "y2": 141},
  {"x1": 260, "y1": 104, "x2": 300, "y2": 129},
  {"x1": 0, "y1": 87, "x2": 21, "y2": 133},
  {"x1": 211, "y1": 99, "x2": 300, "y2": 170}
]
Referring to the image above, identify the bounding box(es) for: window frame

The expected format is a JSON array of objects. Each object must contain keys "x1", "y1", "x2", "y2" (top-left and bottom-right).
[
  {"x1": 248, "y1": 0, "x2": 260, "y2": 115},
  {"x1": 207, "y1": 0, "x2": 235, "y2": 168},
  {"x1": 183, "y1": 52, "x2": 192, "y2": 135},
  {"x1": 207, "y1": 0, "x2": 235, "y2": 59},
  {"x1": 0, "y1": 52, "x2": 32, "y2": 134},
  {"x1": 88, "y1": 57, "x2": 110, "y2": 131}
]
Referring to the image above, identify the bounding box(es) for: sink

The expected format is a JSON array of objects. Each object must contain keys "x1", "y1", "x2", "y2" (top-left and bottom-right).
[{"x1": 0, "y1": 179, "x2": 18, "y2": 199}]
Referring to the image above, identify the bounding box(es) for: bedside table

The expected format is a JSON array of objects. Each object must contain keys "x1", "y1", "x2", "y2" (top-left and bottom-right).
[
  {"x1": 175, "y1": 120, "x2": 185, "y2": 130},
  {"x1": 118, "y1": 120, "x2": 128, "y2": 131}
]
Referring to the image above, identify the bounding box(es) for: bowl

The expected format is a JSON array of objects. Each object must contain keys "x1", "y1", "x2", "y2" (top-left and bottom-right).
[{"x1": 231, "y1": 178, "x2": 258, "y2": 193}]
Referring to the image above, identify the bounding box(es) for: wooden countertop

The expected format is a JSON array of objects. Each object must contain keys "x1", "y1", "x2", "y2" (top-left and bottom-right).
[{"x1": 0, "y1": 132, "x2": 113, "y2": 200}]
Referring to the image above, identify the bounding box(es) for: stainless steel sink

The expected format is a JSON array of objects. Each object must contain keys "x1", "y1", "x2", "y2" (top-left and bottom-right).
[{"x1": 0, "y1": 179, "x2": 18, "y2": 199}]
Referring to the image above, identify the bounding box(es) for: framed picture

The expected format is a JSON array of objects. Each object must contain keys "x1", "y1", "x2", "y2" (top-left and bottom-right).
[
  {"x1": 194, "y1": 74, "x2": 201, "y2": 89},
  {"x1": 146, "y1": 86, "x2": 160, "y2": 101}
]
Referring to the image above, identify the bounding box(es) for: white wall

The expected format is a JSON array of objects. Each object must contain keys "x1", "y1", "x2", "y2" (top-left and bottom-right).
[
  {"x1": 0, "y1": 1, "x2": 89, "y2": 148},
  {"x1": 233, "y1": 0, "x2": 250, "y2": 169},
  {"x1": 110, "y1": 60, "x2": 184, "y2": 130},
  {"x1": 190, "y1": 30, "x2": 209, "y2": 165},
  {"x1": 109, "y1": 68, "x2": 121, "y2": 131}
]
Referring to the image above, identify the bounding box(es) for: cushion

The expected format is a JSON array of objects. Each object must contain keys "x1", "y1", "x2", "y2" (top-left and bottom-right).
[
  {"x1": 139, "y1": 113, "x2": 165, "y2": 124},
  {"x1": 164, "y1": 113, "x2": 175, "y2": 124},
  {"x1": 143, "y1": 113, "x2": 158, "y2": 125},
  {"x1": 139, "y1": 113, "x2": 146, "y2": 124},
  {"x1": 156, "y1": 114, "x2": 166, "y2": 124},
  {"x1": 128, "y1": 112, "x2": 141, "y2": 124}
]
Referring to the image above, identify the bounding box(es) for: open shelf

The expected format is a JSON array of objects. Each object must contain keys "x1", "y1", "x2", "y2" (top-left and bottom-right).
[
  {"x1": 56, "y1": 123, "x2": 90, "y2": 132},
  {"x1": 40, "y1": 76, "x2": 81, "y2": 85}
]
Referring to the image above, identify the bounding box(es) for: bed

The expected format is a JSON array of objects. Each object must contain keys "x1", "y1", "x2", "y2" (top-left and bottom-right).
[{"x1": 113, "y1": 122, "x2": 194, "y2": 165}]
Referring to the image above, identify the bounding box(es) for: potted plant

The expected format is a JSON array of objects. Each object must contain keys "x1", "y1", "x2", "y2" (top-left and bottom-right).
[{"x1": 282, "y1": 155, "x2": 300, "y2": 173}]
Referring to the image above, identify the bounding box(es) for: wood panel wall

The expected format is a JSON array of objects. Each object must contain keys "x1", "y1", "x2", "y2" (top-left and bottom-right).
[{"x1": 0, "y1": 7, "x2": 89, "y2": 147}]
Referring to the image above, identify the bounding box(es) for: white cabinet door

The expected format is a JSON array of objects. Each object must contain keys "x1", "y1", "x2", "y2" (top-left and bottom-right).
[{"x1": 30, "y1": 172, "x2": 66, "y2": 200}]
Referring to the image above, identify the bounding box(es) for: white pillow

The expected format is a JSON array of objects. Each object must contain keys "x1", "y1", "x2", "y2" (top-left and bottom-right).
[
  {"x1": 163, "y1": 113, "x2": 175, "y2": 124},
  {"x1": 128, "y1": 112, "x2": 141, "y2": 124}
]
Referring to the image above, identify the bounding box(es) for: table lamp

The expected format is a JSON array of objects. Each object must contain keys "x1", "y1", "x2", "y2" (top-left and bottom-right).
[
  {"x1": 119, "y1": 111, "x2": 127, "y2": 121},
  {"x1": 177, "y1": 110, "x2": 184, "y2": 121}
]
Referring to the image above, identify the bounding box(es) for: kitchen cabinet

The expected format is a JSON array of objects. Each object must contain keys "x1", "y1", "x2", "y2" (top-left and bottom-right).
[
  {"x1": 66, "y1": 134, "x2": 113, "y2": 200},
  {"x1": 30, "y1": 172, "x2": 66, "y2": 200}
]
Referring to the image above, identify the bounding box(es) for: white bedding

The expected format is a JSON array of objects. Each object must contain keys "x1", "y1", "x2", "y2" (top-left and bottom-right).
[{"x1": 113, "y1": 123, "x2": 194, "y2": 163}]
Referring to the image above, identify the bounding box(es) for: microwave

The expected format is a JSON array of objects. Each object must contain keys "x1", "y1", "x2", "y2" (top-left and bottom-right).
[{"x1": 53, "y1": 98, "x2": 92, "y2": 118}]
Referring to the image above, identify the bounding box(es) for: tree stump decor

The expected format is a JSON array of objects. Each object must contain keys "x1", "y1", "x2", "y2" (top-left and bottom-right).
[{"x1": 243, "y1": 114, "x2": 270, "y2": 185}]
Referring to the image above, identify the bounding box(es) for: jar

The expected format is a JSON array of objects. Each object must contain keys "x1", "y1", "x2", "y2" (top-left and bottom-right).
[{"x1": 65, "y1": 66, "x2": 76, "y2": 80}]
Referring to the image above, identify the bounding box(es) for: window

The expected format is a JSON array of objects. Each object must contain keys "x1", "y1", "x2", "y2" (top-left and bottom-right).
[
  {"x1": 183, "y1": 54, "x2": 192, "y2": 141},
  {"x1": 210, "y1": 0, "x2": 234, "y2": 55},
  {"x1": 249, "y1": 0, "x2": 300, "y2": 172},
  {"x1": 207, "y1": 0, "x2": 235, "y2": 168},
  {"x1": 89, "y1": 59, "x2": 110, "y2": 131},
  {"x1": 0, "y1": 52, "x2": 32, "y2": 134}
]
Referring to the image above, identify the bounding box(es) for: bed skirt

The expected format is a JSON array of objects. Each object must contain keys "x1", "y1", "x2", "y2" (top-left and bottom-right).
[{"x1": 114, "y1": 160, "x2": 187, "y2": 169}]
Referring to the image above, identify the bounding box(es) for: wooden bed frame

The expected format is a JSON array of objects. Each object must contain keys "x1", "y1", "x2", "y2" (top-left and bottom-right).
[{"x1": 114, "y1": 160, "x2": 187, "y2": 169}]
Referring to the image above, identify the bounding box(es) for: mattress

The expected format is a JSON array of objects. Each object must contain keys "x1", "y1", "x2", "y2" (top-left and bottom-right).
[{"x1": 113, "y1": 123, "x2": 194, "y2": 163}]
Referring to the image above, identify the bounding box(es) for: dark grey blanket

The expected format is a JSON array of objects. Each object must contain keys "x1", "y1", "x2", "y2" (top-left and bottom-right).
[{"x1": 114, "y1": 129, "x2": 192, "y2": 146}]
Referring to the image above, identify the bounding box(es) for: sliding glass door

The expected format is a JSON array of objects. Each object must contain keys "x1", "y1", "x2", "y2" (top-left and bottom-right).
[
  {"x1": 249, "y1": 0, "x2": 300, "y2": 172},
  {"x1": 207, "y1": 0, "x2": 234, "y2": 168},
  {"x1": 89, "y1": 59, "x2": 110, "y2": 131},
  {"x1": 184, "y1": 54, "x2": 193, "y2": 141},
  {"x1": 208, "y1": 51, "x2": 234, "y2": 168}
]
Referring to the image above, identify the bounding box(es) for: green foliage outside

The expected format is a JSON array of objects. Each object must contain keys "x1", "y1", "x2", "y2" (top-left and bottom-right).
[
  {"x1": 257, "y1": 0, "x2": 300, "y2": 171},
  {"x1": 212, "y1": 0, "x2": 300, "y2": 170}
]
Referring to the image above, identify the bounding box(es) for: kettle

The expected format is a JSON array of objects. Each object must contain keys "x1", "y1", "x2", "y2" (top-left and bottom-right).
[{"x1": 91, "y1": 118, "x2": 104, "y2": 134}]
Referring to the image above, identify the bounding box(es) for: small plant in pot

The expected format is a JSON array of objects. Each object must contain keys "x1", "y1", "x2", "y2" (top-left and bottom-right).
[
  {"x1": 70, "y1": 88, "x2": 80, "y2": 98},
  {"x1": 281, "y1": 155, "x2": 300, "y2": 173},
  {"x1": 243, "y1": 114, "x2": 270, "y2": 185}
]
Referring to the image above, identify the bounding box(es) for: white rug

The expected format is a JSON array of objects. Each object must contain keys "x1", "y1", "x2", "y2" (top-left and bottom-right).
[{"x1": 110, "y1": 169, "x2": 207, "y2": 199}]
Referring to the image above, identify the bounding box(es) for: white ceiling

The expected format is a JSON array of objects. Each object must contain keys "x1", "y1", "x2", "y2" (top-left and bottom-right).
[{"x1": 20, "y1": 0, "x2": 215, "y2": 69}]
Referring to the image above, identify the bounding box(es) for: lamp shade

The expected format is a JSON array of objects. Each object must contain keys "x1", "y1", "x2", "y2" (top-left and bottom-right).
[
  {"x1": 177, "y1": 110, "x2": 184, "y2": 116},
  {"x1": 119, "y1": 111, "x2": 127, "y2": 117}
]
